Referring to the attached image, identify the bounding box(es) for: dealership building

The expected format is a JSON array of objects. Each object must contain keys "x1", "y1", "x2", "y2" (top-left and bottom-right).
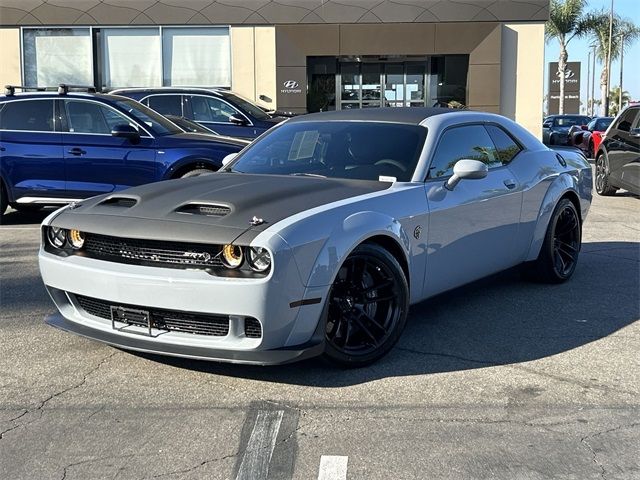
[{"x1": 0, "y1": 0, "x2": 548, "y2": 135}]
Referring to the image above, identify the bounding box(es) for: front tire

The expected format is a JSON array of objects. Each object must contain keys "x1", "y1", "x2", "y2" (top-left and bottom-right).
[
  {"x1": 528, "y1": 198, "x2": 582, "y2": 283},
  {"x1": 595, "y1": 154, "x2": 617, "y2": 196},
  {"x1": 180, "y1": 168, "x2": 216, "y2": 178},
  {"x1": 323, "y1": 244, "x2": 409, "y2": 367}
]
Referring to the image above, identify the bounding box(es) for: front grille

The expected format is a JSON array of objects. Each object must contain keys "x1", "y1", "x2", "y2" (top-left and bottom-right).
[
  {"x1": 244, "y1": 318, "x2": 262, "y2": 338},
  {"x1": 75, "y1": 294, "x2": 230, "y2": 336},
  {"x1": 82, "y1": 233, "x2": 224, "y2": 270}
]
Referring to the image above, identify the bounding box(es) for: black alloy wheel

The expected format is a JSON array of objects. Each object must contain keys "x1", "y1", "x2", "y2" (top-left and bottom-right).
[
  {"x1": 595, "y1": 155, "x2": 617, "y2": 196},
  {"x1": 323, "y1": 244, "x2": 408, "y2": 367},
  {"x1": 527, "y1": 198, "x2": 582, "y2": 283}
]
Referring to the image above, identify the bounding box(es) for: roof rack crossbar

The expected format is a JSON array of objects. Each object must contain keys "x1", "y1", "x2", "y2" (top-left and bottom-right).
[
  {"x1": 4, "y1": 85, "x2": 47, "y2": 96},
  {"x1": 57, "y1": 84, "x2": 97, "y2": 95}
]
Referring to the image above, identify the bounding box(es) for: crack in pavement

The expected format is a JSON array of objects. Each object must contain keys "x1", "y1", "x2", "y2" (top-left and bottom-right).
[
  {"x1": 59, "y1": 454, "x2": 138, "y2": 480},
  {"x1": 580, "y1": 422, "x2": 640, "y2": 480},
  {"x1": 0, "y1": 351, "x2": 118, "y2": 442},
  {"x1": 396, "y1": 347, "x2": 637, "y2": 396}
]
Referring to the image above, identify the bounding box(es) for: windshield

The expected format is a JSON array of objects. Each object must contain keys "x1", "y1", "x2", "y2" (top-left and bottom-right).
[
  {"x1": 113, "y1": 98, "x2": 182, "y2": 136},
  {"x1": 594, "y1": 118, "x2": 613, "y2": 131},
  {"x1": 228, "y1": 121, "x2": 427, "y2": 182},
  {"x1": 554, "y1": 116, "x2": 590, "y2": 127},
  {"x1": 221, "y1": 92, "x2": 271, "y2": 120}
]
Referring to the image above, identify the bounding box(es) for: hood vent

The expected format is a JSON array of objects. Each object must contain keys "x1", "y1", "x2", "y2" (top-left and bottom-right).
[
  {"x1": 176, "y1": 203, "x2": 231, "y2": 217},
  {"x1": 99, "y1": 197, "x2": 138, "y2": 208}
]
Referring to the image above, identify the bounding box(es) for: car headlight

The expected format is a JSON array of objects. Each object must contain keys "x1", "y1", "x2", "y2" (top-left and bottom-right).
[
  {"x1": 221, "y1": 244, "x2": 243, "y2": 268},
  {"x1": 47, "y1": 227, "x2": 68, "y2": 248},
  {"x1": 68, "y1": 229, "x2": 85, "y2": 249},
  {"x1": 247, "y1": 247, "x2": 271, "y2": 272}
]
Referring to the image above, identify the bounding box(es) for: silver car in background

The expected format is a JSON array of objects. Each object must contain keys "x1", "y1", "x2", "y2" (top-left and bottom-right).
[{"x1": 39, "y1": 108, "x2": 592, "y2": 367}]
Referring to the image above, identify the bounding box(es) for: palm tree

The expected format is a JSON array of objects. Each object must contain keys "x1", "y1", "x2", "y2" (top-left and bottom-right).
[
  {"x1": 545, "y1": 0, "x2": 590, "y2": 114},
  {"x1": 609, "y1": 86, "x2": 631, "y2": 116},
  {"x1": 585, "y1": 11, "x2": 640, "y2": 116}
]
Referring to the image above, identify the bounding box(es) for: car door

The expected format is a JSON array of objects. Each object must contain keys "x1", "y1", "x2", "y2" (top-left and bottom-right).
[
  {"x1": 61, "y1": 99, "x2": 157, "y2": 198},
  {"x1": 607, "y1": 108, "x2": 640, "y2": 191},
  {"x1": 184, "y1": 94, "x2": 256, "y2": 138},
  {"x1": 423, "y1": 124, "x2": 523, "y2": 297},
  {"x1": 0, "y1": 98, "x2": 66, "y2": 202}
]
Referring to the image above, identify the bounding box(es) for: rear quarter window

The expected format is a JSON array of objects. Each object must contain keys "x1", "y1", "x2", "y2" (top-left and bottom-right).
[{"x1": 0, "y1": 100, "x2": 54, "y2": 131}]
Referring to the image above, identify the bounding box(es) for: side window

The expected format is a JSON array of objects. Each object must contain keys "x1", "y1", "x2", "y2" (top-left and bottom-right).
[
  {"x1": 146, "y1": 95, "x2": 183, "y2": 116},
  {"x1": 65, "y1": 100, "x2": 132, "y2": 134},
  {"x1": 485, "y1": 125, "x2": 522, "y2": 165},
  {"x1": 428, "y1": 125, "x2": 500, "y2": 179},
  {"x1": 615, "y1": 109, "x2": 638, "y2": 133},
  {"x1": 0, "y1": 100, "x2": 54, "y2": 132},
  {"x1": 190, "y1": 96, "x2": 240, "y2": 123}
]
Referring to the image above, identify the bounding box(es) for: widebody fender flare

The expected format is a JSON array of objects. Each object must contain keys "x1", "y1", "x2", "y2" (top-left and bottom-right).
[{"x1": 524, "y1": 173, "x2": 583, "y2": 262}]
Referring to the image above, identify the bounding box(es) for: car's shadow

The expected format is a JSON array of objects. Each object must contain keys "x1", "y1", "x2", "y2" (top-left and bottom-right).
[
  {"x1": 0, "y1": 208, "x2": 55, "y2": 226},
  {"x1": 135, "y1": 240, "x2": 639, "y2": 386}
]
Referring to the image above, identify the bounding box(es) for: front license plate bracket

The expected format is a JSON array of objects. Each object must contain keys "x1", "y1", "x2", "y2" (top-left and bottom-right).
[{"x1": 110, "y1": 305, "x2": 154, "y2": 337}]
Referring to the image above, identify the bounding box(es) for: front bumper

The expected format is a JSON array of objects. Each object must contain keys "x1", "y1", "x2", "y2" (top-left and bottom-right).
[{"x1": 45, "y1": 312, "x2": 324, "y2": 365}]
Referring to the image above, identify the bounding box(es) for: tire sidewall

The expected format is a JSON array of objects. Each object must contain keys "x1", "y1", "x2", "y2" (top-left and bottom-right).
[
  {"x1": 541, "y1": 199, "x2": 581, "y2": 282},
  {"x1": 322, "y1": 243, "x2": 409, "y2": 367}
]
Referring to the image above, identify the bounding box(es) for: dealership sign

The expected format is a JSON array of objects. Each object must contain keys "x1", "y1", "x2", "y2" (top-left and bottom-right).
[
  {"x1": 281, "y1": 80, "x2": 302, "y2": 94},
  {"x1": 548, "y1": 61, "x2": 581, "y2": 114}
]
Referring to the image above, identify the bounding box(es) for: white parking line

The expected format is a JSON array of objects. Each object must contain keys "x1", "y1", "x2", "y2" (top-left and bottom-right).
[
  {"x1": 235, "y1": 410, "x2": 284, "y2": 480},
  {"x1": 318, "y1": 455, "x2": 349, "y2": 480}
]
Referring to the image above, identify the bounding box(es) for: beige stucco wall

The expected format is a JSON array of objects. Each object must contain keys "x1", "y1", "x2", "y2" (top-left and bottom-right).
[
  {"x1": 0, "y1": 28, "x2": 21, "y2": 87},
  {"x1": 500, "y1": 23, "x2": 545, "y2": 137},
  {"x1": 230, "y1": 26, "x2": 276, "y2": 110}
]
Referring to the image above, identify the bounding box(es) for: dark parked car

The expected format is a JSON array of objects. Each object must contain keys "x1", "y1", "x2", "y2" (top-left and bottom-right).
[
  {"x1": 542, "y1": 115, "x2": 591, "y2": 146},
  {"x1": 569, "y1": 116, "x2": 613, "y2": 158},
  {"x1": 112, "y1": 88, "x2": 287, "y2": 139},
  {"x1": 0, "y1": 85, "x2": 246, "y2": 218},
  {"x1": 594, "y1": 105, "x2": 640, "y2": 196}
]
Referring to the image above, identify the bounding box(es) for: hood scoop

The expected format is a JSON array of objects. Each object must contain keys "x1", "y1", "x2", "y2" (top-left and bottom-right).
[
  {"x1": 176, "y1": 203, "x2": 231, "y2": 217},
  {"x1": 99, "y1": 196, "x2": 138, "y2": 208}
]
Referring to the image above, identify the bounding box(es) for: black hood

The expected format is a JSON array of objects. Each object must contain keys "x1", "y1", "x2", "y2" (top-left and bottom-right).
[
  {"x1": 163, "y1": 132, "x2": 249, "y2": 148},
  {"x1": 52, "y1": 173, "x2": 390, "y2": 245}
]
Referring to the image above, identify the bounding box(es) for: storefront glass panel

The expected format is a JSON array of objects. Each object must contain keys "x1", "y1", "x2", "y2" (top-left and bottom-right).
[
  {"x1": 100, "y1": 28, "x2": 161, "y2": 88},
  {"x1": 23, "y1": 28, "x2": 92, "y2": 87}
]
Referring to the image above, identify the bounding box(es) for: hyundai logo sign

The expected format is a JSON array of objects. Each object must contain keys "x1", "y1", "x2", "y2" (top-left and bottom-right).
[{"x1": 281, "y1": 80, "x2": 302, "y2": 94}]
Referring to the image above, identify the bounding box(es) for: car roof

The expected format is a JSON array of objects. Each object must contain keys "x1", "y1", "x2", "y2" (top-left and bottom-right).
[{"x1": 287, "y1": 107, "x2": 461, "y2": 125}]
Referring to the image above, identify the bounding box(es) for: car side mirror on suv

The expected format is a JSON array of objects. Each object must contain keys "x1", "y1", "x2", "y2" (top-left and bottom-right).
[
  {"x1": 112, "y1": 124, "x2": 141, "y2": 144},
  {"x1": 630, "y1": 128, "x2": 640, "y2": 138},
  {"x1": 543, "y1": 122, "x2": 552, "y2": 129},
  {"x1": 229, "y1": 114, "x2": 248, "y2": 126}
]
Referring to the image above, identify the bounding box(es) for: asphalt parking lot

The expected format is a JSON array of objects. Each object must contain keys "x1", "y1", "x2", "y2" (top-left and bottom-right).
[{"x1": 1, "y1": 185, "x2": 638, "y2": 480}]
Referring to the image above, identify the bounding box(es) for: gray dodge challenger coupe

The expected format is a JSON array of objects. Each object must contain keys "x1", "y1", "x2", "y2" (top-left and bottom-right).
[{"x1": 39, "y1": 108, "x2": 592, "y2": 367}]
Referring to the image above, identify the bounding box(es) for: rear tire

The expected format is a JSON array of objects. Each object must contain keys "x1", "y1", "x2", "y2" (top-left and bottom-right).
[
  {"x1": 526, "y1": 198, "x2": 581, "y2": 283},
  {"x1": 180, "y1": 168, "x2": 216, "y2": 178},
  {"x1": 322, "y1": 244, "x2": 409, "y2": 368},
  {"x1": 0, "y1": 181, "x2": 7, "y2": 220},
  {"x1": 595, "y1": 154, "x2": 617, "y2": 196}
]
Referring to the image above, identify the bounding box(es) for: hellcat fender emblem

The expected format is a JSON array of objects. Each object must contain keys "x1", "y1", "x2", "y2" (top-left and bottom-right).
[{"x1": 414, "y1": 226, "x2": 422, "y2": 239}]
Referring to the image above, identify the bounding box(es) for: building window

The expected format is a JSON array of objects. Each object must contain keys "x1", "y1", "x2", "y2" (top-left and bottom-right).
[
  {"x1": 100, "y1": 28, "x2": 161, "y2": 89},
  {"x1": 162, "y1": 27, "x2": 231, "y2": 87},
  {"x1": 23, "y1": 28, "x2": 92, "y2": 87},
  {"x1": 22, "y1": 27, "x2": 231, "y2": 90}
]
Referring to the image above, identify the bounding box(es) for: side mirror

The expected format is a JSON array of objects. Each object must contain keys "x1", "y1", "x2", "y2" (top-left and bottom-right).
[
  {"x1": 543, "y1": 122, "x2": 552, "y2": 129},
  {"x1": 631, "y1": 128, "x2": 640, "y2": 138},
  {"x1": 445, "y1": 159, "x2": 488, "y2": 191},
  {"x1": 112, "y1": 124, "x2": 140, "y2": 144},
  {"x1": 222, "y1": 153, "x2": 238, "y2": 166},
  {"x1": 229, "y1": 114, "x2": 248, "y2": 126}
]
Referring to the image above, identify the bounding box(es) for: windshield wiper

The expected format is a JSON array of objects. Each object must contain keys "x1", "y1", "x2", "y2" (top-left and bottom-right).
[{"x1": 289, "y1": 173, "x2": 327, "y2": 178}]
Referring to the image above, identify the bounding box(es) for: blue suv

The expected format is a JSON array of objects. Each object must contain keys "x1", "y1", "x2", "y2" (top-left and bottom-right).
[
  {"x1": 0, "y1": 86, "x2": 247, "y2": 218},
  {"x1": 113, "y1": 88, "x2": 288, "y2": 139}
]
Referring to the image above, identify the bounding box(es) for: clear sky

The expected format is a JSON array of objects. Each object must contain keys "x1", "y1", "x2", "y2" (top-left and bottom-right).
[{"x1": 544, "y1": 0, "x2": 640, "y2": 114}]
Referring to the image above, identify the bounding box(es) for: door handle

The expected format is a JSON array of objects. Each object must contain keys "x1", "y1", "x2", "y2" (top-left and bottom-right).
[
  {"x1": 503, "y1": 179, "x2": 517, "y2": 189},
  {"x1": 68, "y1": 147, "x2": 86, "y2": 156}
]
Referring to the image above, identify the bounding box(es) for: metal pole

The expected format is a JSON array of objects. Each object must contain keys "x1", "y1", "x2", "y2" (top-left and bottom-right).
[
  {"x1": 591, "y1": 44, "x2": 597, "y2": 116},
  {"x1": 605, "y1": 0, "x2": 614, "y2": 116},
  {"x1": 619, "y1": 34, "x2": 624, "y2": 114},
  {"x1": 585, "y1": 52, "x2": 591, "y2": 115}
]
